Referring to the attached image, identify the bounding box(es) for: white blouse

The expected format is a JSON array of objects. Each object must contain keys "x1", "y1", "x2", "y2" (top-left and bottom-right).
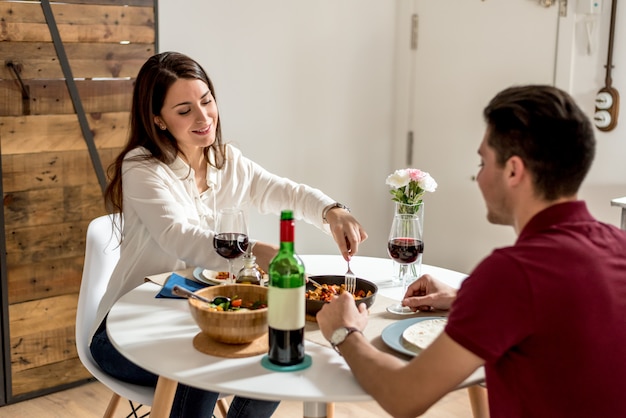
[{"x1": 92, "y1": 144, "x2": 334, "y2": 337}]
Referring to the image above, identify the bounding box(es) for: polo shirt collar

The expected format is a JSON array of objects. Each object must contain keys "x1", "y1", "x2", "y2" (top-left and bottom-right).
[{"x1": 517, "y1": 201, "x2": 593, "y2": 242}]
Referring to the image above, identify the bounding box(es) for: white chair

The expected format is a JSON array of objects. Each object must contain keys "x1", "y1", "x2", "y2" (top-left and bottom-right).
[
  {"x1": 76, "y1": 214, "x2": 228, "y2": 418},
  {"x1": 76, "y1": 214, "x2": 153, "y2": 418}
]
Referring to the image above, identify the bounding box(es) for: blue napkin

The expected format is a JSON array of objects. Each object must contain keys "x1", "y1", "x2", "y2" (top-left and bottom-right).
[{"x1": 156, "y1": 272, "x2": 208, "y2": 298}]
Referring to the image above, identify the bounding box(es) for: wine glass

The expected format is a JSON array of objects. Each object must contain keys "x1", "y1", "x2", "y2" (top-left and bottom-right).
[
  {"x1": 386, "y1": 213, "x2": 424, "y2": 314},
  {"x1": 213, "y1": 208, "x2": 249, "y2": 284}
]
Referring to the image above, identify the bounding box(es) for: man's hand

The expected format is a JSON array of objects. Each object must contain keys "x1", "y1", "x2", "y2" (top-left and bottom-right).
[
  {"x1": 316, "y1": 292, "x2": 369, "y2": 340},
  {"x1": 402, "y1": 274, "x2": 457, "y2": 312}
]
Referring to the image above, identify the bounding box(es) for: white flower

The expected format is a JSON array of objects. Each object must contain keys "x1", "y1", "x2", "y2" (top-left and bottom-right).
[
  {"x1": 386, "y1": 169, "x2": 411, "y2": 189},
  {"x1": 419, "y1": 174, "x2": 438, "y2": 193}
]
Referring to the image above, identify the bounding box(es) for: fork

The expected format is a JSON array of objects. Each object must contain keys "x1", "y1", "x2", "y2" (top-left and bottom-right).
[{"x1": 344, "y1": 259, "x2": 357, "y2": 294}]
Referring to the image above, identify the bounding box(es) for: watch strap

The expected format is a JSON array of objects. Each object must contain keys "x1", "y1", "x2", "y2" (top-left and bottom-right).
[{"x1": 322, "y1": 202, "x2": 351, "y2": 224}]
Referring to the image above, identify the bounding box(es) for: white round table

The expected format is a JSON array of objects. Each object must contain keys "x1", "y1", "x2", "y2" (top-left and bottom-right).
[{"x1": 106, "y1": 255, "x2": 473, "y2": 417}]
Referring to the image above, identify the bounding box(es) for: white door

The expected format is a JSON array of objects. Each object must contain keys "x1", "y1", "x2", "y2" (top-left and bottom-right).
[{"x1": 395, "y1": 0, "x2": 562, "y2": 273}]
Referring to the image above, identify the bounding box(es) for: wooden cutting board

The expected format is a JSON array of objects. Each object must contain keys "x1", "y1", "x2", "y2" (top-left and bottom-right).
[{"x1": 193, "y1": 332, "x2": 268, "y2": 358}]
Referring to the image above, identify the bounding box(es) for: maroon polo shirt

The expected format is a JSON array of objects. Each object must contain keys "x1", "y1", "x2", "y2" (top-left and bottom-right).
[{"x1": 446, "y1": 201, "x2": 626, "y2": 418}]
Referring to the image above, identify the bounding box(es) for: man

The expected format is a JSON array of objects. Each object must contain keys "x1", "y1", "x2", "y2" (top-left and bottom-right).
[{"x1": 317, "y1": 85, "x2": 626, "y2": 418}]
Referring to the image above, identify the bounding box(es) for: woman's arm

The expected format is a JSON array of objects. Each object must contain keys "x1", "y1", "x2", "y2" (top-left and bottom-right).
[{"x1": 229, "y1": 145, "x2": 367, "y2": 258}]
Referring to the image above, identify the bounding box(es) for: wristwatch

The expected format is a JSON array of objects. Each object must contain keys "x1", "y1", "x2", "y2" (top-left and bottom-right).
[
  {"x1": 322, "y1": 202, "x2": 351, "y2": 224},
  {"x1": 329, "y1": 326, "x2": 361, "y2": 355}
]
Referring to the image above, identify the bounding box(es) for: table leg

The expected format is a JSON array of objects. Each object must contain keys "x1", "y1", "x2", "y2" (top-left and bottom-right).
[
  {"x1": 303, "y1": 401, "x2": 328, "y2": 418},
  {"x1": 467, "y1": 384, "x2": 489, "y2": 418},
  {"x1": 150, "y1": 376, "x2": 178, "y2": 418}
]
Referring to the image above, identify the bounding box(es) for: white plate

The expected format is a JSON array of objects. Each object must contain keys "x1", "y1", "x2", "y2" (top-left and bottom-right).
[
  {"x1": 193, "y1": 267, "x2": 268, "y2": 285},
  {"x1": 381, "y1": 317, "x2": 447, "y2": 357},
  {"x1": 386, "y1": 305, "x2": 418, "y2": 315},
  {"x1": 192, "y1": 267, "x2": 223, "y2": 285}
]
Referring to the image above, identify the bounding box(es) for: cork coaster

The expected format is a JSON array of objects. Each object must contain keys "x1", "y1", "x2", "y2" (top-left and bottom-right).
[{"x1": 193, "y1": 332, "x2": 268, "y2": 358}]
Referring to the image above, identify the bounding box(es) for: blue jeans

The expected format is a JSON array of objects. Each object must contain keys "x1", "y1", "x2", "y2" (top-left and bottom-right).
[{"x1": 90, "y1": 317, "x2": 279, "y2": 418}]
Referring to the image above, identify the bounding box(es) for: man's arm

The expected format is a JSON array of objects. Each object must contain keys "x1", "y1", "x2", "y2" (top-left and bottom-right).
[
  {"x1": 339, "y1": 329, "x2": 484, "y2": 417},
  {"x1": 317, "y1": 292, "x2": 484, "y2": 418}
]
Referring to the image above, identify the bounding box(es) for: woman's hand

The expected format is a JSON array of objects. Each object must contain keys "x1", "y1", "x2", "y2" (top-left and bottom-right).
[
  {"x1": 325, "y1": 208, "x2": 368, "y2": 261},
  {"x1": 402, "y1": 274, "x2": 457, "y2": 312},
  {"x1": 251, "y1": 242, "x2": 279, "y2": 272}
]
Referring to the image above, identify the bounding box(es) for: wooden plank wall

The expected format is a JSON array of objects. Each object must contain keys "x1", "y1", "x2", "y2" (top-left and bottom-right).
[{"x1": 0, "y1": 0, "x2": 155, "y2": 400}]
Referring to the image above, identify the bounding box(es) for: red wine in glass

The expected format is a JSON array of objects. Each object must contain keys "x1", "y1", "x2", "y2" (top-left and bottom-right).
[
  {"x1": 386, "y1": 211, "x2": 424, "y2": 314},
  {"x1": 214, "y1": 233, "x2": 249, "y2": 259},
  {"x1": 387, "y1": 238, "x2": 424, "y2": 264},
  {"x1": 214, "y1": 208, "x2": 248, "y2": 283}
]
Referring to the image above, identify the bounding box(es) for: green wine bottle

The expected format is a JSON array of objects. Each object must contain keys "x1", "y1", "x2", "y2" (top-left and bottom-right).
[{"x1": 267, "y1": 210, "x2": 305, "y2": 365}]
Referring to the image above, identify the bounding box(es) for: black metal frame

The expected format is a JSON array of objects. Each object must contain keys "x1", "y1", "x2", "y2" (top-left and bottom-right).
[
  {"x1": 0, "y1": 136, "x2": 9, "y2": 406},
  {"x1": 126, "y1": 400, "x2": 150, "y2": 418},
  {"x1": 40, "y1": 0, "x2": 107, "y2": 195}
]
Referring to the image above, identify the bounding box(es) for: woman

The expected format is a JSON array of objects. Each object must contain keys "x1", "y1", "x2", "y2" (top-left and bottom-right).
[{"x1": 89, "y1": 51, "x2": 367, "y2": 418}]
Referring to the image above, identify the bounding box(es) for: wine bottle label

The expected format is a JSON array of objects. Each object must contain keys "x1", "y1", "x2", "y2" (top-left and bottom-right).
[{"x1": 267, "y1": 286, "x2": 305, "y2": 330}]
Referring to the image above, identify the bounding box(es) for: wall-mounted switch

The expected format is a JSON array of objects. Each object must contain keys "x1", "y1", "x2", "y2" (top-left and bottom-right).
[
  {"x1": 595, "y1": 91, "x2": 614, "y2": 109},
  {"x1": 594, "y1": 87, "x2": 619, "y2": 132},
  {"x1": 594, "y1": 110, "x2": 612, "y2": 129}
]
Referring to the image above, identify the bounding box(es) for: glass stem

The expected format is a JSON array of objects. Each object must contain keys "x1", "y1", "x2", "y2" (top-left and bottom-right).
[{"x1": 399, "y1": 264, "x2": 409, "y2": 300}]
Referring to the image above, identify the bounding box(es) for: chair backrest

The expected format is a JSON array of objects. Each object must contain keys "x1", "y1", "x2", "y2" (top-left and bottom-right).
[
  {"x1": 75, "y1": 214, "x2": 154, "y2": 405},
  {"x1": 76, "y1": 214, "x2": 121, "y2": 347}
]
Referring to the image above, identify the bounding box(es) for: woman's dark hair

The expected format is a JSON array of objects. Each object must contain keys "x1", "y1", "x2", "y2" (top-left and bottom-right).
[
  {"x1": 105, "y1": 51, "x2": 225, "y2": 214},
  {"x1": 484, "y1": 85, "x2": 595, "y2": 200}
]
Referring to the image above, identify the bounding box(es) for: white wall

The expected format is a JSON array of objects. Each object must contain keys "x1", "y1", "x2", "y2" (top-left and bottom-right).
[
  {"x1": 158, "y1": 1, "x2": 397, "y2": 259},
  {"x1": 158, "y1": 1, "x2": 625, "y2": 273},
  {"x1": 560, "y1": 1, "x2": 626, "y2": 228}
]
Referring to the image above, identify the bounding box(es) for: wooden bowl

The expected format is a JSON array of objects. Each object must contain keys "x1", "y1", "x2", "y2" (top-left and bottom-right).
[
  {"x1": 188, "y1": 284, "x2": 268, "y2": 344},
  {"x1": 305, "y1": 275, "x2": 378, "y2": 317}
]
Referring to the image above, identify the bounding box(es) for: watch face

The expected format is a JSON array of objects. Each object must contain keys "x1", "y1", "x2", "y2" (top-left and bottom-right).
[{"x1": 331, "y1": 327, "x2": 349, "y2": 345}]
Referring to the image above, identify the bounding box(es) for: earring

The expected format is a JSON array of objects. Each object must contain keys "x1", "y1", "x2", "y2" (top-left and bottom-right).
[{"x1": 159, "y1": 125, "x2": 166, "y2": 130}]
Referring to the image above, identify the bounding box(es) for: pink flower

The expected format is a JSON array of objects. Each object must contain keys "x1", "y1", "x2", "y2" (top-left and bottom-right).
[{"x1": 407, "y1": 169, "x2": 426, "y2": 181}]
